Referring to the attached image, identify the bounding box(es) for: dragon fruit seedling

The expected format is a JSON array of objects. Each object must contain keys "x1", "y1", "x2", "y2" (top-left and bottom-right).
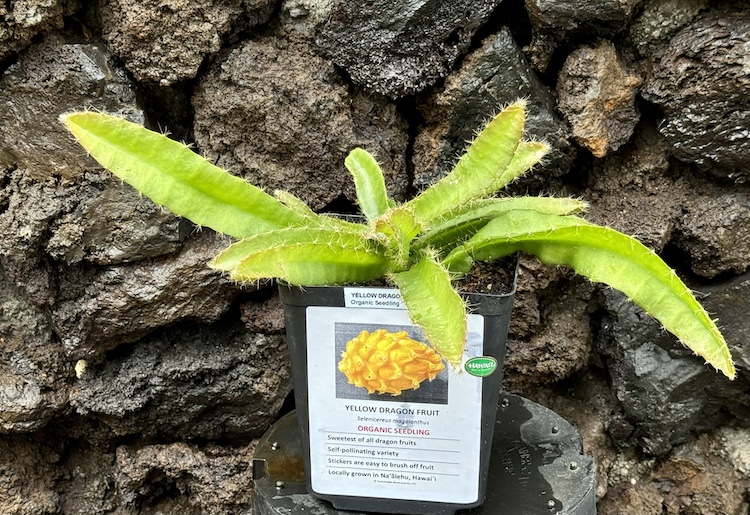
[{"x1": 60, "y1": 101, "x2": 735, "y2": 379}]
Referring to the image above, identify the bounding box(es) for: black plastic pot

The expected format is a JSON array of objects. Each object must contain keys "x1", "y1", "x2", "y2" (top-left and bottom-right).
[{"x1": 278, "y1": 272, "x2": 517, "y2": 515}]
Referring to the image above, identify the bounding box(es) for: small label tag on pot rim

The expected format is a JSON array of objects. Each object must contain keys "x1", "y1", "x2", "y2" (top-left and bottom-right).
[
  {"x1": 465, "y1": 356, "x2": 497, "y2": 377},
  {"x1": 343, "y1": 287, "x2": 406, "y2": 309}
]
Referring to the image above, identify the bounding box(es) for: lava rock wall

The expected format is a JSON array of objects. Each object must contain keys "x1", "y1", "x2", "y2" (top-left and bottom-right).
[{"x1": 1, "y1": 0, "x2": 749, "y2": 513}]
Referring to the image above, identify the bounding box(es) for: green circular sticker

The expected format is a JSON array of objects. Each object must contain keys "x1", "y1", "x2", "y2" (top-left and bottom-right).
[{"x1": 465, "y1": 356, "x2": 498, "y2": 377}]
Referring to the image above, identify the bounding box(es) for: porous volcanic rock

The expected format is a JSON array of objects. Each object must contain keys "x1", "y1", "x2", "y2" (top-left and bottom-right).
[
  {"x1": 503, "y1": 255, "x2": 595, "y2": 390},
  {"x1": 700, "y1": 270, "x2": 750, "y2": 377},
  {"x1": 0, "y1": 167, "x2": 85, "y2": 307},
  {"x1": 674, "y1": 191, "x2": 750, "y2": 278},
  {"x1": 505, "y1": 279, "x2": 593, "y2": 389},
  {"x1": 316, "y1": 0, "x2": 503, "y2": 97},
  {"x1": 114, "y1": 442, "x2": 256, "y2": 514},
  {"x1": 525, "y1": 0, "x2": 641, "y2": 37},
  {"x1": 52, "y1": 231, "x2": 240, "y2": 360},
  {"x1": 278, "y1": 0, "x2": 337, "y2": 40},
  {"x1": 524, "y1": 0, "x2": 641, "y2": 71},
  {"x1": 626, "y1": 0, "x2": 708, "y2": 59},
  {"x1": 584, "y1": 125, "x2": 687, "y2": 251},
  {"x1": 192, "y1": 37, "x2": 409, "y2": 211},
  {"x1": 56, "y1": 443, "x2": 118, "y2": 514},
  {"x1": 599, "y1": 430, "x2": 750, "y2": 515},
  {"x1": 0, "y1": 167, "x2": 186, "y2": 313},
  {"x1": 0, "y1": 0, "x2": 79, "y2": 60},
  {"x1": 0, "y1": 435, "x2": 61, "y2": 514},
  {"x1": 98, "y1": 0, "x2": 275, "y2": 85},
  {"x1": 413, "y1": 28, "x2": 573, "y2": 190},
  {"x1": 0, "y1": 33, "x2": 143, "y2": 180},
  {"x1": 0, "y1": 33, "x2": 195, "y2": 320},
  {"x1": 70, "y1": 319, "x2": 291, "y2": 439},
  {"x1": 596, "y1": 288, "x2": 748, "y2": 455},
  {"x1": 717, "y1": 426, "x2": 750, "y2": 476},
  {"x1": 642, "y1": 6, "x2": 750, "y2": 181},
  {"x1": 584, "y1": 122, "x2": 750, "y2": 277},
  {"x1": 0, "y1": 265, "x2": 69, "y2": 433},
  {"x1": 46, "y1": 179, "x2": 190, "y2": 266},
  {"x1": 557, "y1": 40, "x2": 642, "y2": 158},
  {"x1": 240, "y1": 293, "x2": 285, "y2": 334},
  {"x1": 0, "y1": 435, "x2": 260, "y2": 514},
  {"x1": 507, "y1": 255, "x2": 570, "y2": 341}
]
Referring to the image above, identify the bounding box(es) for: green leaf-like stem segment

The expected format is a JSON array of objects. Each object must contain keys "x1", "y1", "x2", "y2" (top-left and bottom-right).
[
  {"x1": 61, "y1": 112, "x2": 307, "y2": 240},
  {"x1": 416, "y1": 196, "x2": 587, "y2": 253},
  {"x1": 444, "y1": 211, "x2": 736, "y2": 379},
  {"x1": 211, "y1": 227, "x2": 387, "y2": 285},
  {"x1": 405, "y1": 101, "x2": 541, "y2": 225},
  {"x1": 345, "y1": 148, "x2": 394, "y2": 222},
  {"x1": 392, "y1": 254, "x2": 467, "y2": 367}
]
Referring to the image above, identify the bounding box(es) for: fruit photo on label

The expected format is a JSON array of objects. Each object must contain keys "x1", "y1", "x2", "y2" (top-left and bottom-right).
[{"x1": 338, "y1": 329, "x2": 445, "y2": 395}]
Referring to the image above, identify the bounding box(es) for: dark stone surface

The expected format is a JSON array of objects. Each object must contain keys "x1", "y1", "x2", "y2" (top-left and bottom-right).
[
  {"x1": 584, "y1": 124, "x2": 683, "y2": 251},
  {"x1": 46, "y1": 180, "x2": 191, "y2": 266},
  {"x1": 0, "y1": 167, "x2": 188, "y2": 312},
  {"x1": 524, "y1": 0, "x2": 642, "y2": 71},
  {"x1": 240, "y1": 293, "x2": 286, "y2": 334},
  {"x1": 596, "y1": 287, "x2": 749, "y2": 456},
  {"x1": 316, "y1": 0, "x2": 504, "y2": 97},
  {"x1": 277, "y1": 0, "x2": 337, "y2": 41},
  {"x1": 584, "y1": 122, "x2": 750, "y2": 278},
  {"x1": 0, "y1": 435, "x2": 61, "y2": 514},
  {"x1": 525, "y1": 0, "x2": 642, "y2": 37},
  {"x1": 1, "y1": 434, "x2": 258, "y2": 515},
  {"x1": 0, "y1": 167, "x2": 89, "y2": 307},
  {"x1": 413, "y1": 27, "x2": 573, "y2": 190},
  {"x1": 642, "y1": 6, "x2": 750, "y2": 181},
  {"x1": 598, "y1": 430, "x2": 750, "y2": 515},
  {"x1": 0, "y1": 0, "x2": 79, "y2": 60},
  {"x1": 0, "y1": 265, "x2": 69, "y2": 433},
  {"x1": 504, "y1": 256, "x2": 595, "y2": 391},
  {"x1": 98, "y1": 0, "x2": 275, "y2": 85},
  {"x1": 505, "y1": 279, "x2": 594, "y2": 389},
  {"x1": 597, "y1": 289, "x2": 725, "y2": 455},
  {"x1": 0, "y1": 33, "x2": 143, "y2": 180},
  {"x1": 52, "y1": 231, "x2": 240, "y2": 360},
  {"x1": 114, "y1": 442, "x2": 256, "y2": 514},
  {"x1": 625, "y1": 0, "x2": 707, "y2": 59},
  {"x1": 70, "y1": 319, "x2": 292, "y2": 440},
  {"x1": 192, "y1": 37, "x2": 409, "y2": 211},
  {"x1": 701, "y1": 270, "x2": 750, "y2": 377},
  {"x1": 674, "y1": 192, "x2": 750, "y2": 279}
]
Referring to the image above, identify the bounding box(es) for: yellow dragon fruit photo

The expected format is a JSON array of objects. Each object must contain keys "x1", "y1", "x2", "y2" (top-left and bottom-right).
[{"x1": 335, "y1": 325, "x2": 449, "y2": 402}]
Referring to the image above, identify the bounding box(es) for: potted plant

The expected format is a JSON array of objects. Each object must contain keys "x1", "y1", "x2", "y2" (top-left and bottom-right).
[{"x1": 61, "y1": 101, "x2": 735, "y2": 514}]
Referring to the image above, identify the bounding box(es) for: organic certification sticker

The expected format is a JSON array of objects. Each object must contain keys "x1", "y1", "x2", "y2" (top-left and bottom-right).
[{"x1": 305, "y1": 304, "x2": 486, "y2": 504}]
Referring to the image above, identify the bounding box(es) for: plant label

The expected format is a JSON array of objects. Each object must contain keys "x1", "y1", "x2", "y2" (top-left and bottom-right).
[{"x1": 305, "y1": 302, "x2": 485, "y2": 504}]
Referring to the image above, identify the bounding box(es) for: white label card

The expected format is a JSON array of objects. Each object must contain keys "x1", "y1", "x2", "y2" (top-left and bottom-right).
[
  {"x1": 306, "y1": 305, "x2": 485, "y2": 504},
  {"x1": 343, "y1": 287, "x2": 406, "y2": 310}
]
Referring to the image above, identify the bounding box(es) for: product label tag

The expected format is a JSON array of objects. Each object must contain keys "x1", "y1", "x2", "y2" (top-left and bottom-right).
[
  {"x1": 343, "y1": 287, "x2": 406, "y2": 309},
  {"x1": 305, "y1": 306, "x2": 484, "y2": 504}
]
